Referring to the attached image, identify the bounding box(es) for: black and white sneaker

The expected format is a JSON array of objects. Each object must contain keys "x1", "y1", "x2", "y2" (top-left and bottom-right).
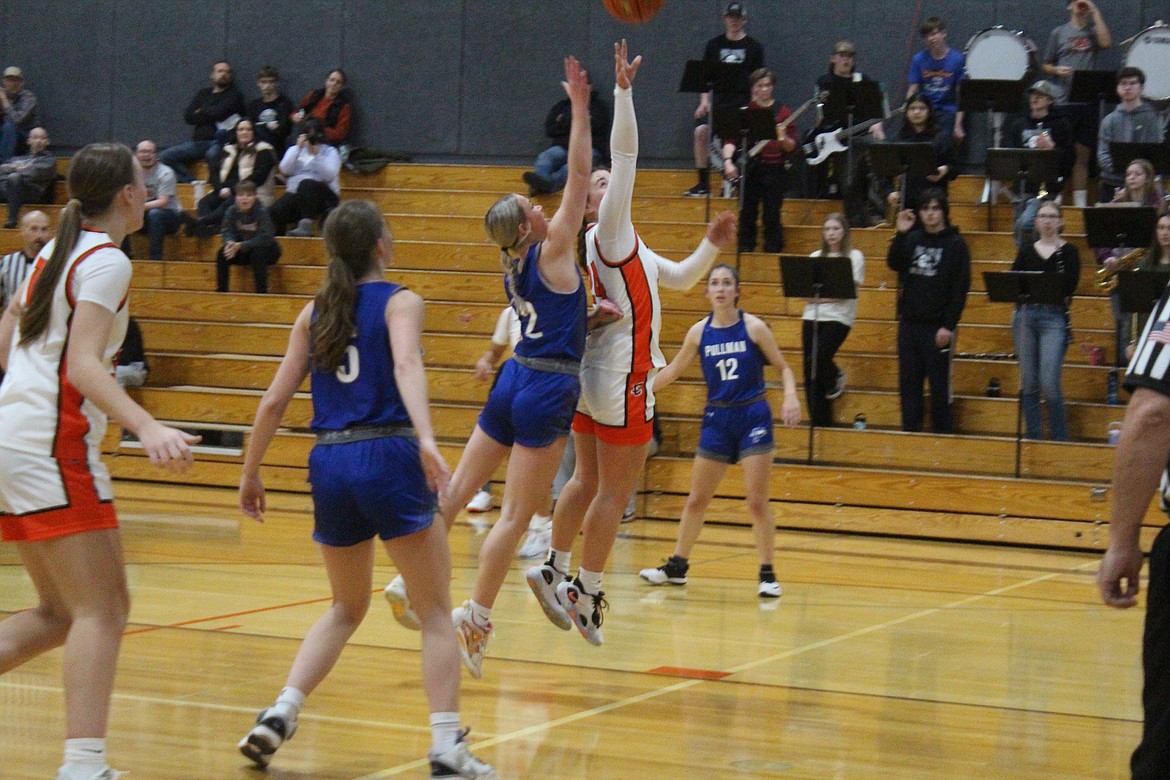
[
  {"x1": 639, "y1": 556, "x2": 689, "y2": 585},
  {"x1": 430, "y1": 729, "x2": 496, "y2": 778},
  {"x1": 682, "y1": 184, "x2": 710, "y2": 197},
  {"x1": 825, "y1": 368, "x2": 846, "y2": 400},
  {"x1": 238, "y1": 707, "x2": 297, "y2": 768}
]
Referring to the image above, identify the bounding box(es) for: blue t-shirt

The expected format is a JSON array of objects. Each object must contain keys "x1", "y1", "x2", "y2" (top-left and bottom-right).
[
  {"x1": 908, "y1": 48, "x2": 966, "y2": 115},
  {"x1": 507, "y1": 243, "x2": 587, "y2": 363},
  {"x1": 699, "y1": 313, "x2": 767, "y2": 406},
  {"x1": 310, "y1": 281, "x2": 411, "y2": 431}
]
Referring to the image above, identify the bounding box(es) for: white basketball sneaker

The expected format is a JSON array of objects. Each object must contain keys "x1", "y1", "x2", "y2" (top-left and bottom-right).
[
  {"x1": 238, "y1": 707, "x2": 298, "y2": 768},
  {"x1": 465, "y1": 490, "x2": 493, "y2": 513},
  {"x1": 452, "y1": 601, "x2": 493, "y2": 679},
  {"x1": 525, "y1": 560, "x2": 572, "y2": 630},
  {"x1": 384, "y1": 574, "x2": 420, "y2": 630},
  {"x1": 429, "y1": 729, "x2": 497, "y2": 778},
  {"x1": 556, "y1": 578, "x2": 607, "y2": 646}
]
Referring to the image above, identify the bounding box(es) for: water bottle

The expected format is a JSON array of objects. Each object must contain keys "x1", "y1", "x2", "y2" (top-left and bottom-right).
[
  {"x1": 1106, "y1": 369, "x2": 1120, "y2": 405},
  {"x1": 853, "y1": 413, "x2": 867, "y2": 430},
  {"x1": 986, "y1": 378, "x2": 1001, "y2": 398},
  {"x1": 1107, "y1": 421, "x2": 1123, "y2": 446}
]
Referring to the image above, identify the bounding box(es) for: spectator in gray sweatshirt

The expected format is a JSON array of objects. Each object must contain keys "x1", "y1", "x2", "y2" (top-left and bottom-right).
[{"x1": 1098, "y1": 67, "x2": 1166, "y2": 199}]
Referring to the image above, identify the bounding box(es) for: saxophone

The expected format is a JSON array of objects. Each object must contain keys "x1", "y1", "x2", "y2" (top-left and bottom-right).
[{"x1": 1097, "y1": 247, "x2": 1147, "y2": 291}]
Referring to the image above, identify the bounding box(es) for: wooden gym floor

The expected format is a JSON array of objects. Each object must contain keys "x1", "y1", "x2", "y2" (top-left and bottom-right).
[{"x1": 0, "y1": 482, "x2": 1142, "y2": 779}]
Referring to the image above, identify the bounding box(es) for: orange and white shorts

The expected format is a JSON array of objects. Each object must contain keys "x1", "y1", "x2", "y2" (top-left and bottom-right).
[
  {"x1": 0, "y1": 446, "x2": 118, "y2": 542},
  {"x1": 572, "y1": 365, "x2": 657, "y2": 446}
]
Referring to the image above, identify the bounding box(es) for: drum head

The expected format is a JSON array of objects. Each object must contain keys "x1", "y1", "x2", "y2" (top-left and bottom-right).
[
  {"x1": 965, "y1": 28, "x2": 1032, "y2": 81},
  {"x1": 1126, "y1": 27, "x2": 1170, "y2": 101}
]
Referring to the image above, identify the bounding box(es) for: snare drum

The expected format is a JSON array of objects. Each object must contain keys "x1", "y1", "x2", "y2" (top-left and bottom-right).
[
  {"x1": 1125, "y1": 24, "x2": 1170, "y2": 101},
  {"x1": 965, "y1": 27, "x2": 1037, "y2": 81}
]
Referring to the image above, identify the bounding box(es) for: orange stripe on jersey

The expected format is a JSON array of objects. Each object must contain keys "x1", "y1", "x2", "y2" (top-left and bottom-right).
[
  {"x1": 21, "y1": 255, "x2": 47, "y2": 306},
  {"x1": 593, "y1": 233, "x2": 639, "y2": 269},
  {"x1": 618, "y1": 256, "x2": 654, "y2": 373},
  {"x1": 63, "y1": 243, "x2": 117, "y2": 309}
]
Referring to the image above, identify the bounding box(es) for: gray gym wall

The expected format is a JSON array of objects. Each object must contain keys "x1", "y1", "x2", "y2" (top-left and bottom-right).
[{"x1": 0, "y1": 1, "x2": 1158, "y2": 165}]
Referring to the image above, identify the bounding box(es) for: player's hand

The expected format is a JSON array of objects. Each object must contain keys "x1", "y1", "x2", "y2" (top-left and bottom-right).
[
  {"x1": 780, "y1": 396, "x2": 802, "y2": 427},
  {"x1": 593, "y1": 298, "x2": 623, "y2": 325},
  {"x1": 706, "y1": 211, "x2": 737, "y2": 248},
  {"x1": 239, "y1": 472, "x2": 266, "y2": 522},
  {"x1": 419, "y1": 438, "x2": 451, "y2": 500},
  {"x1": 614, "y1": 39, "x2": 642, "y2": 89},
  {"x1": 563, "y1": 56, "x2": 591, "y2": 106},
  {"x1": 138, "y1": 421, "x2": 200, "y2": 473}
]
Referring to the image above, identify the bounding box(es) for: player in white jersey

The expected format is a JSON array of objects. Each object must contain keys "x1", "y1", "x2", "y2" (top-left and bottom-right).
[
  {"x1": 0, "y1": 143, "x2": 197, "y2": 780},
  {"x1": 527, "y1": 42, "x2": 737, "y2": 645}
]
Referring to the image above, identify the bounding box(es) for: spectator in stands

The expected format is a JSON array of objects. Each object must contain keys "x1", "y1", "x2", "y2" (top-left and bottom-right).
[
  {"x1": 1003, "y1": 80, "x2": 1074, "y2": 246},
  {"x1": 1042, "y1": 0, "x2": 1112, "y2": 208},
  {"x1": 115, "y1": 317, "x2": 149, "y2": 388},
  {"x1": 0, "y1": 66, "x2": 37, "y2": 163},
  {"x1": 886, "y1": 187, "x2": 971, "y2": 433},
  {"x1": 215, "y1": 180, "x2": 281, "y2": 294},
  {"x1": 522, "y1": 70, "x2": 610, "y2": 196},
  {"x1": 133, "y1": 139, "x2": 184, "y2": 260},
  {"x1": 291, "y1": 69, "x2": 353, "y2": 147},
  {"x1": 0, "y1": 208, "x2": 49, "y2": 383},
  {"x1": 193, "y1": 119, "x2": 277, "y2": 235},
  {"x1": 248, "y1": 65, "x2": 295, "y2": 153},
  {"x1": 1011, "y1": 200, "x2": 1080, "y2": 441},
  {"x1": 1098, "y1": 67, "x2": 1165, "y2": 203},
  {"x1": 684, "y1": 2, "x2": 765, "y2": 197},
  {"x1": 0, "y1": 126, "x2": 55, "y2": 228},
  {"x1": 878, "y1": 94, "x2": 955, "y2": 215},
  {"x1": 160, "y1": 60, "x2": 246, "y2": 183},
  {"x1": 269, "y1": 117, "x2": 341, "y2": 237},
  {"x1": 906, "y1": 17, "x2": 965, "y2": 143},
  {"x1": 0, "y1": 209, "x2": 49, "y2": 311}
]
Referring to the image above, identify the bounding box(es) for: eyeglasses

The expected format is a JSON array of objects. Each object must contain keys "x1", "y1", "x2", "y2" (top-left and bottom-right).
[{"x1": 1036, "y1": 214, "x2": 1060, "y2": 220}]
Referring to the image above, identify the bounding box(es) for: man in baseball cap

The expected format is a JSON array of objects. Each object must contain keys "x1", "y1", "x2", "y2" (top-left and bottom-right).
[{"x1": 1, "y1": 66, "x2": 38, "y2": 163}]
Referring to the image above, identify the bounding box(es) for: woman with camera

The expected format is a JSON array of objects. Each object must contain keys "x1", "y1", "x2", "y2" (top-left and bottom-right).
[{"x1": 268, "y1": 117, "x2": 340, "y2": 238}]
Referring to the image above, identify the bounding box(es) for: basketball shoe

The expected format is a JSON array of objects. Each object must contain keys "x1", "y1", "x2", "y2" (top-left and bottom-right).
[
  {"x1": 639, "y1": 556, "x2": 689, "y2": 585},
  {"x1": 452, "y1": 601, "x2": 492, "y2": 679},
  {"x1": 516, "y1": 515, "x2": 552, "y2": 559},
  {"x1": 55, "y1": 769, "x2": 125, "y2": 780},
  {"x1": 556, "y1": 578, "x2": 607, "y2": 646},
  {"x1": 465, "y1": 489, "x2": 492, "y2": 513},
  {"x1": 525, "y1": 560, "x2": 571, "y2": 630},
  {"x1": 758, "y1": 579, "x2": 783, "y2": 598},
  {"x1": 429, "y1": 730, "x2": 497, "y2": 778},
  {"x1": 383, "y1": 574, "x2": 421, "y2": 630},
  {"x1": 238, "y1": 707, "x2": 297, "y2": 768}
]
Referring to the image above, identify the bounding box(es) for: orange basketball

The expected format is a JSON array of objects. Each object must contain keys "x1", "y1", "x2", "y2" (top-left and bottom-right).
[{"x1": 603, "y1": 0, "x2": 665, "y2": 24}]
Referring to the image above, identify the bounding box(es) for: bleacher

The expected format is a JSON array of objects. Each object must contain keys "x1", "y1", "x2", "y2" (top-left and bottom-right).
[{"x1": 1, "y1": 161, "x2": 1151, "y2": 552}]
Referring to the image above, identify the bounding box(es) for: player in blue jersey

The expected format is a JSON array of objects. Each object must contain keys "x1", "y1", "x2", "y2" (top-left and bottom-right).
[
  {"x1": 638, "y1": 264, "x2": 801, "y2": 597},
  {"x1": 234, "y1": 200, "x2": 495, "y2": 779}
]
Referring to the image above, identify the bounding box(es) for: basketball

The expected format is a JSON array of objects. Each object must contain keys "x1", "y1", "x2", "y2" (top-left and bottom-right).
[{"x1": 603, "y1": 0, "x2": 665, "y2": 24}]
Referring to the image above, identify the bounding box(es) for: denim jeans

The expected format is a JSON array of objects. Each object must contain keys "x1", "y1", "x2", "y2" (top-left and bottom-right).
[
  {"x1": 160, "y1": 139, "x2": 214, "y2": 183},
  {"x1": 1012, "y1": 303, "x2": 1070, "y2": 440},
  {"x1": 0, "y1": 119, "x2": 17, "y2": 162},
  {"x1": 142, "y1": 208, "x2": 183, "y2": 260},
  {"x1": 533, "y1": 146, "x2": 602, "y2": 193}
]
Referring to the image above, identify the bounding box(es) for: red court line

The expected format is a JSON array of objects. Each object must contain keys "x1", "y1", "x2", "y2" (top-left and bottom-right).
[
  {"x1": 647, "y1": 666, "x2": 731, "y2": 680},
  {"x1": 212, "y1": 625, "x2": 243, "y2": 631},
  {"x1": 121, "y1": 591, "x2": 369, "y2": 636}
]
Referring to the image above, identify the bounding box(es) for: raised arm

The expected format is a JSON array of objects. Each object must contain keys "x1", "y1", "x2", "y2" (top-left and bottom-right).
[
  {"x1": 745, "y1": 314, "x2": 801, "y2": 426},
  {"x1": 654, "y1": 211, "x2": 736, "y2": 290},
  {"x1": 596, "y1": 40, "x2": 643, "y2": 263},
  {"x1": 542, "y1": 55, "x2": 595, "y2": 284},
  {"x1": 387, "y1": 289, "x2": 451, "y2": 498},
  {"x1": 239, "y1": 302, "x2": 313, "y2": 520},
  {"x1": 651, "y1": 319, "x2": 703, "y2": 393}
]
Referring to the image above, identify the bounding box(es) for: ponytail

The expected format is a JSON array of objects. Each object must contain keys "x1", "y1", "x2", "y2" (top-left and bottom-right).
[{"x1": 18, "y1": 199, "x2": 82, "y2": 346}]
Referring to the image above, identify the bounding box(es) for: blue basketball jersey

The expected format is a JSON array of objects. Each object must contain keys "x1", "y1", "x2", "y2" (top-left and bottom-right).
[
  {"x1": 310, "y1": 281, "x2": 411, "y2": 431},
  {"x1": 699, "y1": 312, "x2": 767, "y2": 405},
  {"x1": 507, "y1": 243, "x2": 586, "y2": 363}
]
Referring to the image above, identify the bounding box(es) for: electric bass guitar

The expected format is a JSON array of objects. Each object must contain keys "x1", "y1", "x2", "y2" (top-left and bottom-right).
[
  {"x1": 802, "y1": 106, "x2": 905, "y2": 166},
  {"x1": 747, "y1": 91, "x2": 828, "y2": 159}
]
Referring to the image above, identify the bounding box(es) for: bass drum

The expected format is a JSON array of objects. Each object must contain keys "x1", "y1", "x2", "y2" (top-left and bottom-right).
[
  {"x1": 1125, "y1": 24, "x2": 1170, "y2": 101},
  {"x1": 964, "y1": 26, "x2": 1037, "y2": 81}
]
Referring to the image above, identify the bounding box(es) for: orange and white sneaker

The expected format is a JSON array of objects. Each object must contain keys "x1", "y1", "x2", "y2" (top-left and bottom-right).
[
  {"x1": 384, "y1": 575, "x2": 420, "y2": 630},
  {"x1": 451, "y1": 601, "x2": 493, "y2": 679}
]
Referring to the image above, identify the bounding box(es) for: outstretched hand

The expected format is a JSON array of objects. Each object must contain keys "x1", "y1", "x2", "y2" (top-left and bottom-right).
[
  {"x1": 706, "y1": 211, "x2": 737, "y2": 248},
  {"x1": 614, "y1": 39, "x2": 643, "y2": 89},
  {"x1": 562, "y1": 56, "x2": 591, "y2": 105}
]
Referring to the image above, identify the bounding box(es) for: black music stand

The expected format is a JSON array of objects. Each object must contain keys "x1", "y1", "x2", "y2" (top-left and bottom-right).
[
  {"x1": 983, "y1": 270, "x2": 1067, "y2": 477},
  {"x1": 960, "y1": 78, "x2": 1026, "y2": 216},
  {"x1": 869, "y1": 142, "x2": 936, "y2": 215},
  {"x1": 1108, "y1": 142, "x2": 1170, "y2": 177},
  {"x1": 779, "y1": 254, "x2": 857, "y2": 463},
  {"x1": 819, "y1": 80, "x2": 884, "y2": 196},
  {"x1": 986, "y1": 148, "x2": 1058, "y2": 233},
  {"x1": 1084, "y1": 206, "x2": 1159, "y2": 249},
  {"x1": 714, "y1": 105, "x2": 776, "y2": 266},
  {"x1": 1068, "y1": 69, "x2": 1118, "y2": 134},
  {"x1": 680, "y1": 60, "x2": 748, "y2": 221}
]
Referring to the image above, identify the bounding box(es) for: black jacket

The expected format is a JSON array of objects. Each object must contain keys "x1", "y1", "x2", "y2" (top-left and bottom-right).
[
  {"x1": 887, "y1": 225, "x2": 971, "y2": 330},
  {"x1": 544, "y1": 90, "x2": 612, "y2": 161},
  {"x1": 184, "y1": 85, "x2": 246, "y2": 141}
]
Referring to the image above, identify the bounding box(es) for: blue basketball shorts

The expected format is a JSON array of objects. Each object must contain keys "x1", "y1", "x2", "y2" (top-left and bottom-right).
[
  {"x1": 696, "y1": 399, "x2": 774, "y2": 464},
  {"x1": 477, "y1": 358, "x2": 580, "y2": 448},
  {"x1": 308, "y1": 435, "x2": 437, "y2": 546}
]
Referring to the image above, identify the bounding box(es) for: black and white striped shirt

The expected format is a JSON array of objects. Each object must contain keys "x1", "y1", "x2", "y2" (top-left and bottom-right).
[{"x1": 0, "y1": 249, "x2": 36, "y2": 312}]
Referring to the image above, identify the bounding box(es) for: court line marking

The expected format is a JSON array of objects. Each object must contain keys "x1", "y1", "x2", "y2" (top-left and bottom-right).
[{"x1": 352, "y1": 560, "x2": 1099, "y2": 779}]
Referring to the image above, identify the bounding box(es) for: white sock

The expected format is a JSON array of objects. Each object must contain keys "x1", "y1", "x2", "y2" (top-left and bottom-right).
[
  {"x1": 549, "y1": 548, "x2": 571, "y2": 574},
  {"x1": 1073, "y1": 190, "x2": 1087, "y2": 208},
  {"x1": 578, "y1": 567, "x2": 604, "y2": 595},
  {"x1": 467, "y1": 599, "x2": 492, "y2": 626},
  {"x1": 60, "y1": 738, "x2": 106, "y2": 778},
  {"x1": 273, "y1": 685, "x2": 306, "y2": 721},
  {"x1": 430, "y1": 711, "x2": 462, "y2": 755}
]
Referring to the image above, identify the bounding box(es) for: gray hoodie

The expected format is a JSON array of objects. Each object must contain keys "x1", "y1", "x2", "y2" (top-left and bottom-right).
[{"x1": 1097, "y1": 101, "x2": 1166, "y2": 182}]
